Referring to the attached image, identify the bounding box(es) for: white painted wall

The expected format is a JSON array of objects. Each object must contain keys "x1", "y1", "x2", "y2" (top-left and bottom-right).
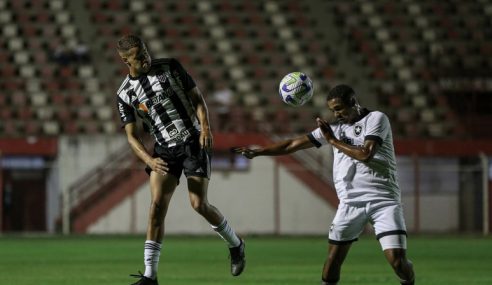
[
  {"x1": 47, "y1": 135, "x2": 127, "y2": 232},
  {"x1": 49, "y1": 136, "x2": 463, "y2": 235},
  {"x1": 403, "y1": 195, "x2": 459, "y2": 232},
  {"x1": 88, "y1": 156, "x2": 337, "y2": 235},
  {"x1": 56, "y1": 135, "x2": 128, "y2": 192}
]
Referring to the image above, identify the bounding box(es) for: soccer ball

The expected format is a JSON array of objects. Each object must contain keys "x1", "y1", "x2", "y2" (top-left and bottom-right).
[{"x1": 278, "y1": 72, "x2": 314, "y2": 107}]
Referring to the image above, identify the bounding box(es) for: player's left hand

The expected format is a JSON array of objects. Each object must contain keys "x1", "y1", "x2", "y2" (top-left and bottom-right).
[
  {"x1": 200, "y1": 130, "x2": 213, "y2": 150},
  {"x1": 231, "y1": 147, "x2": 256, "y2": 159},
  {"x1": 316, "y1": 117, "x2": 335, "y2": 142}
]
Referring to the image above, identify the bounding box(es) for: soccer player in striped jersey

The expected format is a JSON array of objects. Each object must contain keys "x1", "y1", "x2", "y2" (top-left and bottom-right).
[
  {"x1": 234, "y1": 84, "x2": 415, "y2": 285},
  {"x1": 116, "y1": 35, "x2": 245, "y2": 285}
]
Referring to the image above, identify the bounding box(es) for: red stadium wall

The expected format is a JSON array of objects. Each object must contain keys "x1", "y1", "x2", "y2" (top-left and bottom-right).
[{"x1": 0, "y1": 138, "x2": 58, "y2": 156}]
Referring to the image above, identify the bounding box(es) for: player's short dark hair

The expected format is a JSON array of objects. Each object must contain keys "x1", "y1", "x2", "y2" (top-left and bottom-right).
[
  {"x1": 116, "y1": 34, "x2": 144, "y2": 52},
  {"x1": 326, "y1": 84, "x2": 356, "y2": 106}
]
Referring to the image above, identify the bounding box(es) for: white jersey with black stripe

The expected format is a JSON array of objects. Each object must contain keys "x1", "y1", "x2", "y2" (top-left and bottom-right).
[
  {"x1": 116, "y1": 58, "x2": 201, "y2": 147},
  {"x1": 308, "y1": 110, "x2": 401, "y2": 204}
]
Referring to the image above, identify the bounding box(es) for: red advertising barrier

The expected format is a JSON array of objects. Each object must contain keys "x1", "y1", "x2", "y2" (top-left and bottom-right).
[{"x1": 0, "y1": 138, "x2": 58, "y2": 156}]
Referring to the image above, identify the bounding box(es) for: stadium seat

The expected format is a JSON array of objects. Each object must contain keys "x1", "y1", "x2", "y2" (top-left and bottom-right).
[
  {"x1": 36, "y1": 106, "x2": 55, "y2": 120},
  {"x1": 0, "y1": 0, "x2": 489, "y2": 137},
  {"x1": 43, "y1": 121, "x2": 61, "y2": 135}
]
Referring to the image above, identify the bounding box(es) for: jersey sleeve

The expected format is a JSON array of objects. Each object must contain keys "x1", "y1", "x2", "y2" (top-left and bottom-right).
[
  {"x1": 170, "y1": 58, "x2": 196, "y2": 92},
  {"x1": 307, "y1": 127, "x2": 329, "y2": 148},
  {"x1": 364, "y1": 112, "x2": 390, "y2": 145},
  {"x1": 117, "y1": 95, "x2": 136, "y2": 127}
]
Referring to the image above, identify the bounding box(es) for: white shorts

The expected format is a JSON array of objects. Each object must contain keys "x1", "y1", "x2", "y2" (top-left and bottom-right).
[{"x1": 328, "y1": 200, "x2": 408, "y2": 250}]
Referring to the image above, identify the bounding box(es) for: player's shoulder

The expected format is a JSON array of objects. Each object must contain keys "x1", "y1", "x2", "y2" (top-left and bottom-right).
[
  {"x1": 116, "y1": 75, "x2": 131, "y2": 96},
  {"x1": 366, "y1": 110, "x2": 389, "y2": 120},
  {"x1": 151, "y1": 57, "x2": 180, "y2": 68},
  {"x1": 365, "y1": 110, "x2": 391, "y2": 128}
]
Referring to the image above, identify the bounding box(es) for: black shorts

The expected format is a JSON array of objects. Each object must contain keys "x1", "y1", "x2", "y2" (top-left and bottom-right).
[{"x1": 145, "y1": 138, "x2": 212, "y2": 181}]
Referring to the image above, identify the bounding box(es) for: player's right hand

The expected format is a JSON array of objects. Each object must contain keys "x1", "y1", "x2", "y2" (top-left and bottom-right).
[
  {"x1": 231, "y1": 147, "x2": 256, "y2": 159},
  {"x1": 316, "y1": 117, "x2": 336, "y2": 143},
  {"x1": 148, "y1": 157, "x2": 169, "y2": 175}
]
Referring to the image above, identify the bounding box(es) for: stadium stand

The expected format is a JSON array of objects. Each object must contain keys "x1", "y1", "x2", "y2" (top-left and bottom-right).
[
  {"x1": 0, "y1": 0, "x2": 490, "y2": 138},
  {"x1": 2, "y1": 0, "x2": 492, "y2": 236},
  {"x1": 332, "y1": 1, "x2": 492, "y2": 138}
]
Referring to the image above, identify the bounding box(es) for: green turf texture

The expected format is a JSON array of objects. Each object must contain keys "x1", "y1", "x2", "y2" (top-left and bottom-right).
[{"x1": 0, "y1": 235, "x2": 491, "y2": 285}]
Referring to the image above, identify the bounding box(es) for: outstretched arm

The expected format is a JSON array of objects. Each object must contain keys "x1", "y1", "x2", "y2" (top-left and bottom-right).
[
  {"x1": 232, "y1": 135, "x2": 315, "y2": 159},
  {"x1": 316, "y1": 118, "x2": 378, "y2": 162}
]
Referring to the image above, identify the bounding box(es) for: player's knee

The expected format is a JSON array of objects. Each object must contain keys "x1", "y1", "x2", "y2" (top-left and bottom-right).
[
  {"x1": 327, "y1": 251, "x2": 345, "y2": 268},
  {"x1": 191, "y1": 199, "x2": 209, "y2": 214},
  {"x1": 390, "y1": 255, "x2": 412, "y2": 273},
  {"x1": 390, "y1": 256, "x2": 403, "y2": 270},
  {"x1": 385, "y1": 248, "x2": 408, "y2": 271},
  {"x1": 149, "y1": 201, "x2": 164, "y2": 223}
]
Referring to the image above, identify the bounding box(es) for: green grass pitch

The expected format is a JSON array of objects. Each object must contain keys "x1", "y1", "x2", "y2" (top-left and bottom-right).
[{"x1": 0, "y1": 235, "x2": 491, "y2": 285}]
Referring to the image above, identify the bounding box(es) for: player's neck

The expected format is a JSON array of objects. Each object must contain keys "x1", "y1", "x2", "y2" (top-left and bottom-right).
[
  {"x1": 348, "y1": 108, "x2": 368, "y2": 124},
  {"x1": 129, "y1": 69, "x2": 140, "y2": 77}
]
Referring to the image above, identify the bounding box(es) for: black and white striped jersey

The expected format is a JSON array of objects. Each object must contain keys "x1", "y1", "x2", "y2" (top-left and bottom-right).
[{"x1": 116, "y1": 58, "x2": 201, "y2": 147}]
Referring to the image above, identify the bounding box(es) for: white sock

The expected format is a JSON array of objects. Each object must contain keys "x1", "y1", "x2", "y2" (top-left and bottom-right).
[
  {"x1": 211, "y1": 219, "x2": 241, "y2": 248},
  {"x1": 144, "y1": 240, "x2": 162, "y2": 280}
]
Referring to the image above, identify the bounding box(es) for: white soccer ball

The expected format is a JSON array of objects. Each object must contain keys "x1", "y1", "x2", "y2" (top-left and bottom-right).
[{"x1": 278, "y1": 72, "x2": 314, "y2": 107}]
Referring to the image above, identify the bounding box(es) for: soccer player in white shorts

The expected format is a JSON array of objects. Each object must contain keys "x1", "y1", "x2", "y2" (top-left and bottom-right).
[
  {"x1": 234, "y1": 84, "x2": 415, "y2": 285},
  {"x1": 329, "y1": 200, "x2": 407, "y2": 249}
]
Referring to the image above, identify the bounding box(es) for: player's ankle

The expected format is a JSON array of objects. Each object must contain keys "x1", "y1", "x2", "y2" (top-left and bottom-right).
[
  {"x1": 321, "y1": 278, "x2": 339, "y2": 285},
  {"x1": 400, "y1": 277, "x2": 415, "y2": 285}
]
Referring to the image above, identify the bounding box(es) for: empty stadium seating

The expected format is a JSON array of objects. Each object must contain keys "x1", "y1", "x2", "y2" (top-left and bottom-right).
[{"x1": 0, "y1": 0, "x2": 490, "y2": 138}]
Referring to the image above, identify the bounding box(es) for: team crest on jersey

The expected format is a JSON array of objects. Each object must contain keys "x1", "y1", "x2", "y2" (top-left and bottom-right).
[
  {"x1": 354, "y1": 125, "x2": 362, "y2": 137},
  {"x1": 157, "y1": 73, "x2": 167, "y2": 83}
]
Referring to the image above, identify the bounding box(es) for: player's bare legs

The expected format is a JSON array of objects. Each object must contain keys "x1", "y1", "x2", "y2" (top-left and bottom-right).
[
  {"x1": 187, "y1": 176, "x2": 245, "y2": 276},
  {"x1": 384, "y1": 248, "x2": 415, "y2": 284},
  {"x1": 187, "y1": 176, "x2": 223, "y2": 224},
  {"x1": 321, "y1": 243, "x2": 352, "y2": 284},
  {"x1": 147, "y1": 172, "x2": 178, "y2": 241},
  {"x1": 132, "y1": 172, "x2": 177, "y2": 284}
]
